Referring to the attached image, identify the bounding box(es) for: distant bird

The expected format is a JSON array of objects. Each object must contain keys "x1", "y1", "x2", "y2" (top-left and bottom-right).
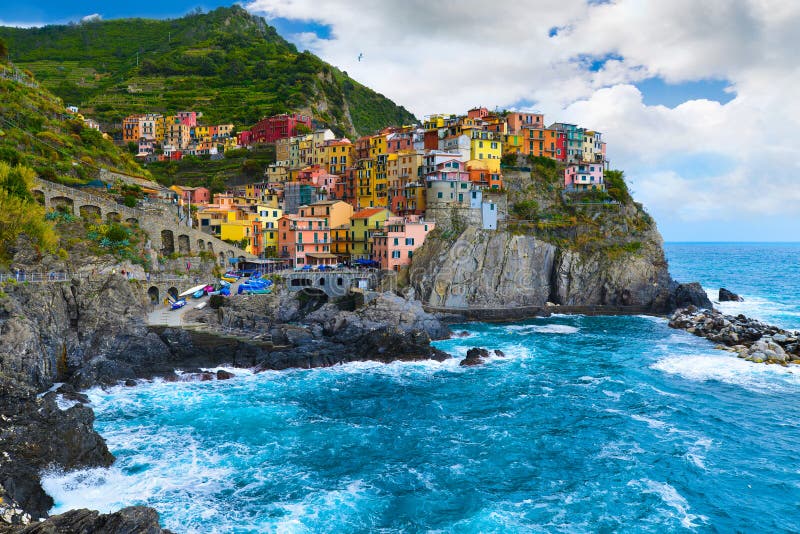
[{"x1": 358, "y1": 52, "x2": 363, "y2": 62}]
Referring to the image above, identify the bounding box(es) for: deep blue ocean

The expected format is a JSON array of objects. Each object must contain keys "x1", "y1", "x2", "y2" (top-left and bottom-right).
[{"x1": 43, "y1": 243, "x2": 800, "y2": 533}]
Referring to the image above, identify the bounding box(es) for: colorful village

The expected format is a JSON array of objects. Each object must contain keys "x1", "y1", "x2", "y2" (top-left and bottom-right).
[{"x1": 114, "y1": 107, "x2": 609, "y2": 271}]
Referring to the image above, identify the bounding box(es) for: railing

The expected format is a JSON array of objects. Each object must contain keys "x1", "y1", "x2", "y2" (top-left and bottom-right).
[
  {"x1": 0, "y1": 271, "x2": 89, "y2": 283},
  {"x1": 0, "y1": 271, "x2": 196, "y2": 284}
]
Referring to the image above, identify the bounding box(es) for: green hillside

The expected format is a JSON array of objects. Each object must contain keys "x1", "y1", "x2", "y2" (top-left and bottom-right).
[
  {"x1": 0, "y1": 6, "x2": 416, "y2": 136},
  {"x1": 0, "y1": 61, "x2": 147, "y2": 185}
]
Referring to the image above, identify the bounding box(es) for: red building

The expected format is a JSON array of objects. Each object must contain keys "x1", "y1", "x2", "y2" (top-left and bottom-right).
[{"x1": 247, "y1": 113, "x2": 312, "y2": 144}]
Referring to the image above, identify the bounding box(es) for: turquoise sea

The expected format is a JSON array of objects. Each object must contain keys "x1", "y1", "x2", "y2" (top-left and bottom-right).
[{"x1": 43, "y1": 243, "x2": 800, "y2": 533}]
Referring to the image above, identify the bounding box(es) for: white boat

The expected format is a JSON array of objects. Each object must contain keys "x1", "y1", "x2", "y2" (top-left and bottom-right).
[
  {"x1": 195, "y1": 302, "x2": 207, "y2": 310},
  {"x1": 178, "y1": 284, "x2": 207, "y2": 297}
]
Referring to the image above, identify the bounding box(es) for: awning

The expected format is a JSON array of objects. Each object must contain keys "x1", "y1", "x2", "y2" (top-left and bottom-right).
[{"x1": 305, "y1": 253, "x2": 338, "y2": 259}]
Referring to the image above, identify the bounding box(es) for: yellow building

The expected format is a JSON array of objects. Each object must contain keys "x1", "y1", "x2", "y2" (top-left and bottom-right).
[
  {"x1": 331, "y1": 225, "x2": 351, "y2": 258},
  {"x1": 256, "y1": 205, "x2": 283, "y2": 254},
  {"x1": 350, "y1": 207, "x2": 391, "y2": 260},
  {"x1": 220, "y1": 219, "x2": 254, "y2": 252},
  {"x1": 469, "y1": 131, "x2": 502, "y2": 173},
  {"x1": 299, "y1": 200, "x2": 354, "y2": 230},
  {"x1": 320, "y1": 141, "x2": 353, "y2": 175},
  {"x1": 503, "y1": 134, "x2": 523, "y2": 155}
]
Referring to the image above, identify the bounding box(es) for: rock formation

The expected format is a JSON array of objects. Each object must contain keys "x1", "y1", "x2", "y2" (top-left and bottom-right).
[
  {"x1": 410, "y1": 226, "x2": 711, "y2": 313},
  {"x1": 719, "y1": 287, "x2": 744, "y2": 302},
  {"x1": 1, "y1": 506, "x2": 171, "y2": 533},
  {"x1": 669, "y1": 307, "x2": 800, "y2": 364}
]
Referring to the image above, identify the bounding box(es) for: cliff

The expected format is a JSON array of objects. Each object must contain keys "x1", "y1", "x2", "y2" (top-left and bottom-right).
[{"x1": 410, "y1": 161, "x2": 709, "y2": 314}]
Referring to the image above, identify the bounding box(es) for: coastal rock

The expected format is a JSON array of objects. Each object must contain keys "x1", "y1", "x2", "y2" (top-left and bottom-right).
[
  {"x1": 409, "y1": 221, "x2": 702, "y2": 314},
  {"x1": 668, "y1": 307, "x2": 800, "y2": 365},
  {"x1": 4, "y1": 506, "x2": 171, "y2": 533},
  {"x1": 719, "y1": 288, "x2": 743, "y2": 302},
  {"x1": 0, "y1": 381, "x2": 113, "y2": 522},
  {"x1": 669, "y1": 283, "x2": 713, "y2": 311},
  {"x1": 216, "y1": 370, "x2": 235, "y2": 380},
  {"x1": 460, "y1": 347, "x2": 490, "y2": 367}
]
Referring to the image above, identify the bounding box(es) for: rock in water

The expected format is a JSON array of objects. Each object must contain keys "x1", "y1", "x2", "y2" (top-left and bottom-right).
[
  {"x1": 12, "y1": 506, "x2": 171, "y2": 533},
  {"x1": 671, "y1": 282, "x2": 713, "y2": 310},
  {"x1": 719, "y1": 288, "x2": 743, "y2": 302},
  {"x1": 460, "y1": 347, "x2": 490, "y2": 366}
]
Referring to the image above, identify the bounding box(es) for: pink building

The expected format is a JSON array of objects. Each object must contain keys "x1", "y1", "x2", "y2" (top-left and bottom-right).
[
  {"x1": 372, "y1": 215, "x2": 436, "y2": 271},
  {"x1": 177, "y1": 111, "x2": 198, "y2": 127},
  {"x1": 564, "y1": 163, "x2": 605, "y2": 191},
  {"x1": 180, "y1": 186, "x2": 211, "y2": 205},
  {"x1": 507, "y1": 112, "x2": 544, "y2": 134},
  {"x1": 277, "y1": 214, "x2": 332, "y2": 266},
  {"x1": 467, "y1": 107, "x2": 489, "y2": 119}
]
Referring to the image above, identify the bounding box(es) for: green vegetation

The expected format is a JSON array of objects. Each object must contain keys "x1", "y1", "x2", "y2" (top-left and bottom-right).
[
  {"x1": 144, "y1": 144, "x2": 275, "y2": 189},
  {"x1": 0, "y1": 69, "x2": 147, "y2": 184},
  {"x1": 504, "y1": 162, "x2": 652, "y2": 258},
  {"x1": 0, "y1": 6, "x2": 416, "y2": 135},
  {"x1": 0, "y1": 162, "x2": 57, "y2": 263},
  {"x1": 604, "y1": 169, "x2": 632, "y2": 203}
]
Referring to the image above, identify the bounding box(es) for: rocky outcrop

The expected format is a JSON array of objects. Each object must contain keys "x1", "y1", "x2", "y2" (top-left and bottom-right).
[
  {"x1": 667, "y1": 282, "x2": 713, "y2": 311},
  {"x1": 0, "y1": 382, "x2": 113, "y2": 522},
  {"x1": 669, "y1": 307, "x2": 800, "y2": 364},
  {"x1": 719, "y1": 288, "x2": 743, "y2": 302},
  {"x1": 409, "y1": 224, "x2": 702, "y2": 312},
  {"x1": 181, "y1": 291, "x2": 452, "y2": 371},
  {"x1": 0, "y1": 276, "x2": 170, "y2": 390},
  {"x1": 1, "y1": 506, "x2": 171, "y2": 533}
]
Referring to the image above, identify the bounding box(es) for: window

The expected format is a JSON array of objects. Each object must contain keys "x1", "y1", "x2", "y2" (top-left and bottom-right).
[
  {"x1": 392, "y1": 251, "x2": 400, "y2": 259},
  {"x1": 405, "y1": 238, "x2": 414, "y2": 246},
  {"x1": 408, "y1": 251, "x2": 413, "y2": 258},
  {"x1": 393, "y1": 238, "x2": 399, "y2": 246}
]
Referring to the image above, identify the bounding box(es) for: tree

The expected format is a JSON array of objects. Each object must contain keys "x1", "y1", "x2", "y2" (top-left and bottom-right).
[
  {"x1": 0, "y1": 38, "x2": 8, "y2": 62},
  {"x1": 0, "y1": 163, "x2": 57, "y2": 262}
]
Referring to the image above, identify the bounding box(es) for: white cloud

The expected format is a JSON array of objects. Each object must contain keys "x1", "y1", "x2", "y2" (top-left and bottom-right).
[
  {"x1": 245, "y1": 0, "x2": 800, "y2": 238},
  {"x1": 80, "y1": 13, "x2": 102, "y2": 23},
  {"x1": 0, "y1": 20, "x2": 44, "y2": 28}
]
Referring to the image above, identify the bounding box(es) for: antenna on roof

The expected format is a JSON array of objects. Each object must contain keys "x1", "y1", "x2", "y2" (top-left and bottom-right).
[{"x1": 357, "y1": 52, "x2": 363, "y2": 62}]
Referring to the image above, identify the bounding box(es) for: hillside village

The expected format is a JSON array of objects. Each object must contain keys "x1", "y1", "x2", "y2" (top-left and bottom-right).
[{"x1": 110, "y1": 107, "x2": 610, "y2": 271}]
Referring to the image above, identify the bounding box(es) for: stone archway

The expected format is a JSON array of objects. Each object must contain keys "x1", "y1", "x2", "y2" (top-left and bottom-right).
[
  {"x1": 207, "y1": 242, "x2": 214, "y2": 253},
  {"x1": 51, "y1": 196, "x2": 74, "y2": 214},
  {"x1": 106, "y1": 211, "x2": 121, "y2": 223},
  {"x1": 32, "y1": 190, "x2": 44, "y2": 205},
  {"x1": 126, "y1": 217, "x2": 139, "y2": 225},
  {"x1": 218, "y1": 252, "x2": 225, "y2": 266},
  {"x1": 161, "y1": 230, "x2": 175, "y2": 255},
  {"x1": 177, "y1": 234, "x2": 191, "y2": 254},
  {"x1": 167, "y1": 287, "x2": 179, "y2": 299},
  {"x1": 79, "y1": 204, "x2": 102, "y2": 220},
  {"x1": 147, "y1": 286, "x2": 160, "y2": 304},
  {"x1": 197, "y1": 239, "x2": 206, "y2": 251}
]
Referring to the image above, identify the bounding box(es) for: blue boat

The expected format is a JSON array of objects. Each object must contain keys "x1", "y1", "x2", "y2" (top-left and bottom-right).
[
  {"x1": 192, "y1": 289, "x2": 205, "y2": 299},
  {"x1": 170, "y1": 298, "x2": 187, "y2": 310}
]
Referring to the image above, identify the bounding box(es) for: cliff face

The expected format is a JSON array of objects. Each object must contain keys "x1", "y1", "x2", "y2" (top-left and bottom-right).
[
  {"x1": 0, "y1": 277, "x2": 170, "y2": 390},
  {"x1": 410, "y1": 224, "x2": 673, "y2": 311},
  {"x1": 409, "y1": 164, "x2": 698, "y2": 313}
]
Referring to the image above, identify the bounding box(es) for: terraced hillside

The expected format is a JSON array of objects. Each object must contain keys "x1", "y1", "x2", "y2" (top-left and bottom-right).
[{"x1": 0, "y1": 6, "x2": 416, "y2": 136}]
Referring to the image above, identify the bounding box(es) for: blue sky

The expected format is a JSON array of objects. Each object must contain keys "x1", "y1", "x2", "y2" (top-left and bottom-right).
[{"x1": 2, "y1": 1, "x2": 798, "y2": 242}]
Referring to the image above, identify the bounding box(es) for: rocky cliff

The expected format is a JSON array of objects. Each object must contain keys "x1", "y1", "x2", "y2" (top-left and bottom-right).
[{"x1": 410, "y1": 163, "x2": 709, "y2": 313}]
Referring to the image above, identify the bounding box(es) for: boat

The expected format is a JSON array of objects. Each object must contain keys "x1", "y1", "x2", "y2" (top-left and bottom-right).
[
  {"x1": 203, "y1": 285, "x2": 215, "y2": 293},
  {"x1": 219, "y1": 287, "x2": 231, "y2": 296},
  {"x1": 178, "y1": 284, "x2": 208, "y2": 298},
  {"x1": 170, "y1": 298, "x2": 187, "y2": 310},
  {"x1": 219, "y1": 279, "x2": 231, "y2": 287},
  {"x1": 192, "y1": 289, "x2": 205, "y2": 299},
  {"x1": 195, "y1": 302, "x2": 207, "y2": 310}
]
